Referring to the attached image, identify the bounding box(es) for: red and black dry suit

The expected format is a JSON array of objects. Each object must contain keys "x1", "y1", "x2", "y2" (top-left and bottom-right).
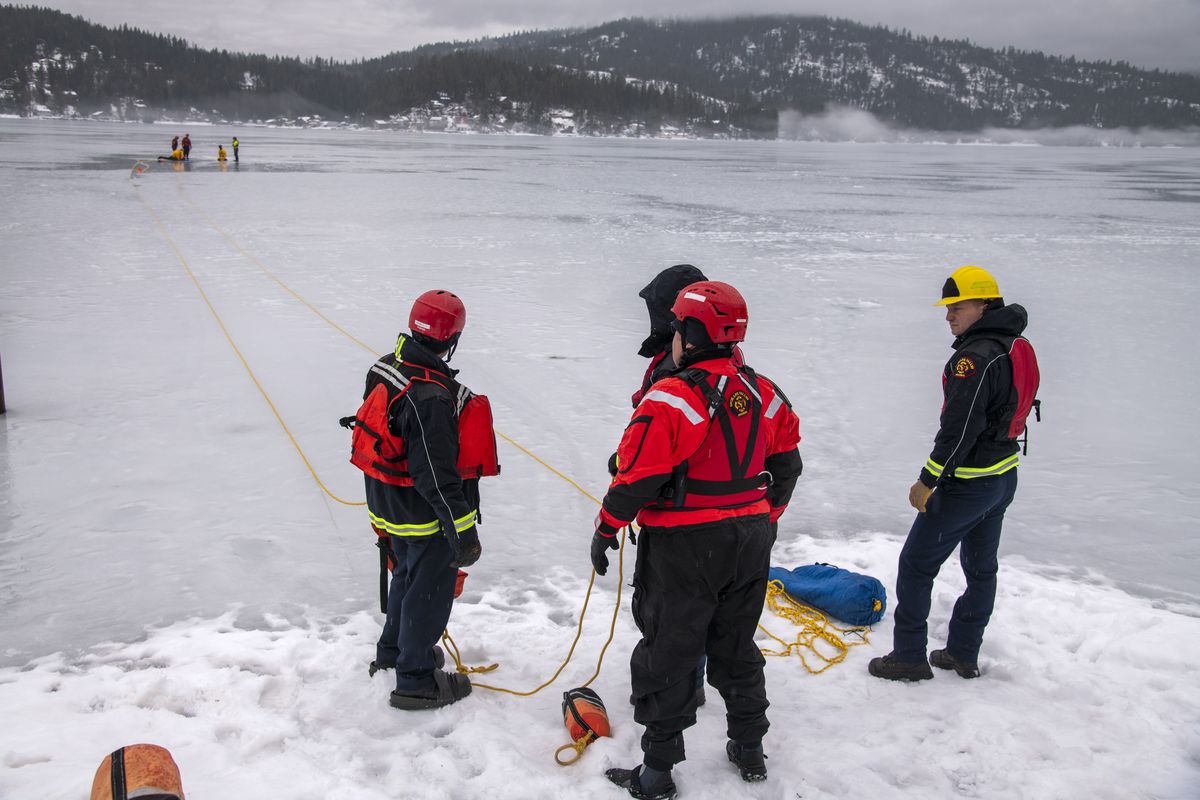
[
  {"x1": 893, "y1": 302, "x2": 1039, "y2": 665},
  {"x1": 360, "y1": 334, "x2": 480, "y2": 693},
  {"x1": 597, "y1": 351, "x2": 803, "y2": 771}
]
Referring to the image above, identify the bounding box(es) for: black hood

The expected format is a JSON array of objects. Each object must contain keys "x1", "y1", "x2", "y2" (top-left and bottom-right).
[
  {"x1": 955, "y1": 302, "x2": 1028, "y2": 348},
  {"x1": 637, "y1": 263, "x2": 707, "y2": 357}
]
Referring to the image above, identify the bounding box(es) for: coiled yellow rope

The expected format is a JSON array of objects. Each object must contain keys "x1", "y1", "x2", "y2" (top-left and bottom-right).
[{"x1": 758, "y1": 579, "x2": 871, "y2": 675}]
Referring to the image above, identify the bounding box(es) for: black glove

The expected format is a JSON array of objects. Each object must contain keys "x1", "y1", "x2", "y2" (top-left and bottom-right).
[
  {"x1": 606, "y1": 452, "x2": 619, "y2": 477},
  {"x1": 590, "y1": 530, "x2": 619, "y2": 576},
  {"x1": 339, "y1": 415, "x2": 357, "y2": 429},
  {"x1": 447, "y1": 525, "x2": 481, "y2": 569}
]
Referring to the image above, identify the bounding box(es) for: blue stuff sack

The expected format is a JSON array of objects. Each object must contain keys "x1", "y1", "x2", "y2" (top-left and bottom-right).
[{"x1": 767, "y1": 563, "x2": 887, "y2": 626}]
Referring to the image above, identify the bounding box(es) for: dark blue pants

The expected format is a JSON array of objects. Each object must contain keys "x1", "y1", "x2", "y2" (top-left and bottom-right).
[
  {"x1": 375, "y1": 534, "x2": 457, "y2": 692},
  {"x1": 892, "y1": 470, "x2": 1018, "y2": 664}
]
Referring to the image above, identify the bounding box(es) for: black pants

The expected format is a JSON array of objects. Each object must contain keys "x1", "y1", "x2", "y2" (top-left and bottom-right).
[
  {"x1": 892, "y1": 470, "x2": 1018, "y2": 663},
  {"x1": 375, "y1": 533, "x2": 456, "y2": 691},
  {"x1": 630, "y1": 515, "x2": 774, "y2": 770}
]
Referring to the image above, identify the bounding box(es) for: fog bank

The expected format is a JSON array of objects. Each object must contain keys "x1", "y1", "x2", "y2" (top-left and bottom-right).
[{"x1": 778, "y1": 106, "x2": 1200, "y2": 146}]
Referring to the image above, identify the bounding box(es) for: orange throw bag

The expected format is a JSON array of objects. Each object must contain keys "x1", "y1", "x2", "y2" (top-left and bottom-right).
[
  {"x1": 555, "y1": 687, "x2": 611, "y2": 765},
  {"x1": 90, "y1": 743, "x2": 184, "y2": 800}
]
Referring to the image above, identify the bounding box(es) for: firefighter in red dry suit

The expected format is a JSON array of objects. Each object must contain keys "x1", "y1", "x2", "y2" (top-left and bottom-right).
[
  {"x1": 868, "y1": 266, "x2": 1040, "y2": 682},
  {"x1": 619, "y1": 264, "x2": 749, "y2": 709},
  {"x1": 343, "y1": 289, "x2": 499, "y2": 710},
  {"x1": 591, "y1": 281, "x2": 804, "y2": 799}
]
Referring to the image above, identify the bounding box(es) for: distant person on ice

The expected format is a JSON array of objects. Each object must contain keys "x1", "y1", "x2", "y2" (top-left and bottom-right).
[
  {"x1": 170, "y1": 135, "x2": 179, "y2": 152},
  {"x1": 217, "y1": 145, "x2": 227, "y2": 162},
  {"x1": 157, "y1": 146, "x2": 185, "y2": 162},
  {"x1": 591, "y1": 281, "x2": 803, "y2": 799},
  {"x1": 869, "y1": 266, "x2": 1040, "y2": 682},
  {"x1": 343, "y1": 290, "x2": 498, "y2": 711},
  {"x1": 181, "y1": 133, "x2": 192, "y2": 160},
  {"x1": 232, "y1": 136, "x2": 239, "y2": 163}
]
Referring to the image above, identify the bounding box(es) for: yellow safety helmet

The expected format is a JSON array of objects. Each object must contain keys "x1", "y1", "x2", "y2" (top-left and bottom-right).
[{"x1": 936, "y1": 265, "x2": 1001, "y2": 306}]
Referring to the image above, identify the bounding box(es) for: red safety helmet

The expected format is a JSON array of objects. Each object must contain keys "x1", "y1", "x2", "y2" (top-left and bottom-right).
[
  {"x1": 408, "y1": 289, "x2": 466, "y2": 343},
  {"x1": 670, "y1": 281, "x2": 749, "y2": 344}
]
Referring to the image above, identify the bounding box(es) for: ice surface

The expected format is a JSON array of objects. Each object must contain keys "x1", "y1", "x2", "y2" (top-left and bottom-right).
[{"x1": 1, "y1": 120, "x2": 1198, "y2": 797}]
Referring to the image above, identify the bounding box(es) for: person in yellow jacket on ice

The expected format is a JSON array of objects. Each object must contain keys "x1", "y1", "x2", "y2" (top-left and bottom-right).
[{"x1": 217, "y1": 145, "x2": 228, "y2": 162}]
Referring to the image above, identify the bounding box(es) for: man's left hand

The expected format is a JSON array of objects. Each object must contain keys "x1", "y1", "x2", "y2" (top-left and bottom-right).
[
  {"x1": 908, "y1": 480, "x2": 934, "y2": 513},
  {"x1": 590, "y1": 530, "x2": 619, "y2": 576}
]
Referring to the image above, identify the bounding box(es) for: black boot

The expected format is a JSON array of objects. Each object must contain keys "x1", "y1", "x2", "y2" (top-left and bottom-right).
[
  {"x1": 868, "y1": 653, "x2": 934, "y2": 682},
  {"x1": 605, "y1": 766, "x2": 677, "y2": 800},
  {"x1": 370, "y1": 645, "x2": 445, "y2": 677},
  {"x1": 389, "y1": 669, "x2": 471, "y2": 710},
  {"x1": 929, "y1": 649, "x2": 980, "y2": 679},
  {"x1": 726, "y1": 741, "x2": 767, "y2": 782}
]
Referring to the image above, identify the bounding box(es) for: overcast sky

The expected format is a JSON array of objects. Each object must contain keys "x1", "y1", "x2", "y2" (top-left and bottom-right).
[{"x1": 43, "y1": 0, "x2": 1200, "y2": 73}]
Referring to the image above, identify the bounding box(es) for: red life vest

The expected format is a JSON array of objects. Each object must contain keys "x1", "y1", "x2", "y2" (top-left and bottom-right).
[
  {"x1": 657, "y1": 366, "x2": 772, "y2": 511},
  {"x1": 349, "y1": 359, "x2": 500, "y2": 486}
]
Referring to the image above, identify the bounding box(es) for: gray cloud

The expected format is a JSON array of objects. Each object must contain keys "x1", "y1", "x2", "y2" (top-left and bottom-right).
[{"x1": 41, "y1": 0, "x2": 1200, "y2": 72}]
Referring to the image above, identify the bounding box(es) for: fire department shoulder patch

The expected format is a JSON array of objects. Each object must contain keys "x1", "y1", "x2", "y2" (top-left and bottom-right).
[
  {"x1": 728, "y1": 390, "x2": 752, "y2": 417},
  {"x1": 953, "y1": 356, "x2": 977, "y2": 379}
]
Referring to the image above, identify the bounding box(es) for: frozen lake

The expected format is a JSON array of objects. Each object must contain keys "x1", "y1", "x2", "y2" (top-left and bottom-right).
[
  {"x1": 1, "y1": 119, "x2": 1199, "y2": 798},
  {"x1": 3, "y1": 120, "x2": 1200, "y2": 661}
]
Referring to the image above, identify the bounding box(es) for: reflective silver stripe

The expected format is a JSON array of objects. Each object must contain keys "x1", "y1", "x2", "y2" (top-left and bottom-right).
[
  {"x1": 453, "y1": 510, "x2": 478, "y2": 532},
  {"x1": 642, "y1": 389, "x2": 705, "y2": 425},
  {"x1": 370, "y1": 363, "x2": 408, "y2": 391},
  {"x1": 925, "y1": 458, "x2": 944, "y2": 477},
  {"x1": 737, "y1": 372, "x2": 761, "y2": 403},
  {"x1": 369, "y1": 512, "x2": 440, "y2": 536},
  {"x1": 765, "y1": 393, "x2": 784, "y2": 420}
]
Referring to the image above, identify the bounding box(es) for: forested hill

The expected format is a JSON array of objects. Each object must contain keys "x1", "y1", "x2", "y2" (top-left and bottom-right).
[{"x1": 3, "y1": 5, "x2": 1199, "y2": 136}]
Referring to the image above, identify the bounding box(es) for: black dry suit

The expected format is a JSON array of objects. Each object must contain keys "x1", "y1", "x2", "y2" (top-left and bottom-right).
[{"x1": 919, "y1": 302, "x2": 1038, "y2": 488}]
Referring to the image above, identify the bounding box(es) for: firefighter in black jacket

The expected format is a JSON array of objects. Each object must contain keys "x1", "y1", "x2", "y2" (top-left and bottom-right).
[
  {"x1": 346, "y1": 290, "x2": 489, "y2": 710},
  {"x1": 870, "y1": 266, "x2": 1040, "y2": 682}
]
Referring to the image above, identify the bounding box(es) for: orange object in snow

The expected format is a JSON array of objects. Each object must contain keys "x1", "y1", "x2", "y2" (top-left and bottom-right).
[
  {"x1": 454, "y1": 569, "x2": 467, "y2": 598},
  {"x1": 555, "y1": 687, "x2": 611, "y2": 765},
  {"x1": 90, "y1": 743, "x2": 185, "y2": 800}
]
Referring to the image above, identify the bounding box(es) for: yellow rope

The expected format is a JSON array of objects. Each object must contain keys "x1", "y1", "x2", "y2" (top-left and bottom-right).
[
  {"x1": 131, "y1": 184, "x2": 365, "y2": 507},
  {"x1": 160, "y1": 178, "x2": 627, "y2": 696},
  {"x1": 457, "y1": 527, "x2": 627, "y2": 696},
  {"x1": 554, "y1": 734, "x2": 597, "y2": 766},
  {"x1": 758, "y1": 580, "x2": 871, "y2": 675}
]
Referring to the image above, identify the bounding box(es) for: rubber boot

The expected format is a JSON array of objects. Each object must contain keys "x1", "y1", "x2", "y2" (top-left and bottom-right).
[{"x1": 605, "y1": 765, "x2": 677, "y2": 800}]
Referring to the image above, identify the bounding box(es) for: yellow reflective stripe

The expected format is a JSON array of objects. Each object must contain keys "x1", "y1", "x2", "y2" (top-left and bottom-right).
[
  {"x1": 369, "y1": 512, "x2": 440, "y2": 537},
  {"x1": 394, "y1": 333, "x2": 406, "y2": 361},
  {"x1": 369, "y1": 509, "x2": 478, "y2": 536},
  {"x1": 955, "y1": 454, "x2": 1020, "y2": 479},
  {"x1": 925, "y1": 458, "x2": 944, "y2": 477}
]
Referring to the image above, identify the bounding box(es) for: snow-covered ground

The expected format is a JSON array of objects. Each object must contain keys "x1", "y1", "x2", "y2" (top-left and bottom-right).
[{"x1": 1, "y1": 120, "x2": 1198, "y2": 798}]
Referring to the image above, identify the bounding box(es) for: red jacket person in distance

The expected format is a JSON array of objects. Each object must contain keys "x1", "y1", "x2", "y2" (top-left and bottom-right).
[{"x1": 591, "y1": 281, "x2": 804, "y2": 799}]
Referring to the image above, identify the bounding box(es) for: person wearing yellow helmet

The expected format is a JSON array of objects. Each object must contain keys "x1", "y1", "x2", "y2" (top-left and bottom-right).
[{"x1": 870, "y1": 265, "x2": 1040, "y2": 682}]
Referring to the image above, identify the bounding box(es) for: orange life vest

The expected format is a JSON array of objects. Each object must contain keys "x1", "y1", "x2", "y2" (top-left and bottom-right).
[{"x1": 349, "y1": 359, "x2": 500, "y2": 486}]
